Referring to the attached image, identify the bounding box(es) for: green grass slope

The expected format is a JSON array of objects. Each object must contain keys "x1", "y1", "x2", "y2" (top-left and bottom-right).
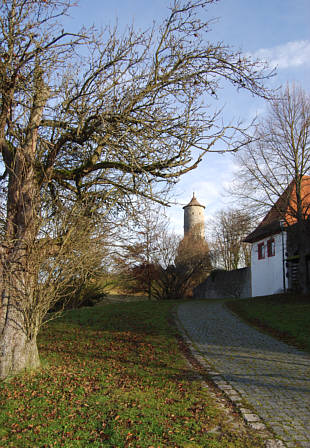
[
  {"x1": 227, "y1": 294, "x2": 310, "y2": 352},
  {"x1": 0, "y1": 301, "x2": 264, "y2": 448}
]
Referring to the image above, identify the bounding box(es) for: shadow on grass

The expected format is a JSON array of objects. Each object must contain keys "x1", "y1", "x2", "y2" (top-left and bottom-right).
[{"x1": 226, "y1": 293, "x2": 310, "y2": 353}]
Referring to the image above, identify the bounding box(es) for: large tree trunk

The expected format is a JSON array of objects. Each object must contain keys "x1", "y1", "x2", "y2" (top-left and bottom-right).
[
  {"x1": 0, "y1": 69, "x2": 49, "y2": 378},
  {"x1": 0, "y1": 242, "x2": 41, "y2": 379},
  {"x1": 0, "y1": 319, "x2": 40, "y2": 379},
  {"x1": 0, "y1": 251, "x2": 41, "y2": 378},
  {"x1": 0, "y1": 147, "x2": 42, "y2": 378}
]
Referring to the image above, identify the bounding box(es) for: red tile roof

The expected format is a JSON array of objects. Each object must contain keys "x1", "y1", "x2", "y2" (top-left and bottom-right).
[{"x1": 244, "y1": 176, "x2": 310, "y2": 243}]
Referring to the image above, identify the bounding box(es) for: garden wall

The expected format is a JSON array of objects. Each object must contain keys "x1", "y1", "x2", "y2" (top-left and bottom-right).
[{"x1": 194, "y1": 267, "x2": 251, "y2": 299}]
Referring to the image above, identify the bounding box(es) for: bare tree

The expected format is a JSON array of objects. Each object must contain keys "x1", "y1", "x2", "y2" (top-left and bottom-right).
[
  {"x1": 231, "y1": 84, "x2": 310, "y2": 292},
  {"x1": 209, "y1": 208, "x2": 252, "y2": 270},
  {"x1": 43, "y1": 205, "x2": 114, "y2": 311},
  {"x1": 0, "y1": 198, "x2": 113, "y2": 376},
  {"x1": 117, "y1": 219, "x2": 212, "y2": 301},
  {"x1": 0, "y1": 0, "x2": 273, "y2": 377},
  {"x1": 152, "y1": 233, "x2": 211, "y2": 300},
  {"x1": 113, "y1": 202, "x2": 169, "y2": 299}
]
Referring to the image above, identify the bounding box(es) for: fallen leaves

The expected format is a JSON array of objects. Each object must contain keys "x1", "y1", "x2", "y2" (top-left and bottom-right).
[{"x1": 0, "y1": 302, "x2": 265, "y2": 448}]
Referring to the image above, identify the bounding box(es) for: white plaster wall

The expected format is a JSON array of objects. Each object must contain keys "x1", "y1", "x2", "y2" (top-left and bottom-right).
[
  {"x1": 251, "y1": 232, "x2": 288, "y2": 297},
  {"x1": 184, "y1": 206, "x2": 205, "y2": 238}
]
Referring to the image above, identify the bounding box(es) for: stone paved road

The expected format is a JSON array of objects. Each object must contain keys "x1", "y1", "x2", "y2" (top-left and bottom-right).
[{"x1": 177, "y1": 301, "x2": 310, "y2": 448}]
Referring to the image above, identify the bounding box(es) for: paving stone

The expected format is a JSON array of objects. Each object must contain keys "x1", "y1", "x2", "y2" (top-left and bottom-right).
[
  {"x1": 177, "y1": 301, "x2": 310, "y2": 446},
  {"x1": 265, "y1": 440, "x2": 286, "y2": 448},
  {"x1": 225, "y1": 392, "x2": 242, "y2": 401},
  {"x1": 239, "y1": 408, "x2": 253, "y2": 414},
  {"x1": 243, "y1": 413, "x2": 261, "y2": 423},
  {"x1": 248, "y1": 422, "x2": 266, "y2": 430}
]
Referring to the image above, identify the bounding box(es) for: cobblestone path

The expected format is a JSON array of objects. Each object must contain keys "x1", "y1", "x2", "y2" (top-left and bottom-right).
[{"x1": 177, "y1": 301, "x2": 310, "y2": 448}]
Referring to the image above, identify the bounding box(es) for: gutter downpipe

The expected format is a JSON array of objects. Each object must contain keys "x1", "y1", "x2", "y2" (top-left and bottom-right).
[{"x1": 280, "y1": 220, "x2": 286, "y2": 293}]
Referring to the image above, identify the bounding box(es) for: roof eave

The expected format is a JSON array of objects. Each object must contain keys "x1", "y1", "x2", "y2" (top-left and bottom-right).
[{"x1": 243, "y1": 220, "x2": 282, "y2": 243}]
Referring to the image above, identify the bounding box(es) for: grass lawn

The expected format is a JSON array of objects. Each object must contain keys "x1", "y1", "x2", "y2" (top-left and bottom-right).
[
  {"x1": 227, "y1": 294, "x2": 310, "y2": 352},
  {"x1": 0, "y1": 301, "x2": 264, "y2": 448}
]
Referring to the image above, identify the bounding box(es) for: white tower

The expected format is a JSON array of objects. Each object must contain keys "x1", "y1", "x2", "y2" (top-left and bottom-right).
[{"x1": 183, "y1": 193, "x2": 205, "y2": 239}]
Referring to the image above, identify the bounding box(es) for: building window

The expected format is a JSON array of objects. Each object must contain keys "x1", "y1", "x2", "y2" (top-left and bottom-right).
[
  {"x1": 267, "y1": 238, "x2": 275, "y2": 257},
  {"x1": 258, "y1": 242, "x2": 265, "y2": 260}
]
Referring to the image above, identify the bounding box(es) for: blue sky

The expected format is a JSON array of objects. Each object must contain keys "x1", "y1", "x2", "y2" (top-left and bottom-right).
[{"x1": 66, "y1": 1, "x2": 310, "y2": 234}]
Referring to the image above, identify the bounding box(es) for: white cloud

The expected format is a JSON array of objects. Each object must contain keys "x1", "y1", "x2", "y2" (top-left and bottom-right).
[{"x1": 250, "y1": 40, "x2": 310, "y2": 69}]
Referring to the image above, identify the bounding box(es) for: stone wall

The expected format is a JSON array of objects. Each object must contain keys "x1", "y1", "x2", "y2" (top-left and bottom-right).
[{"x1": 194, "y1": 267, "x2": 251, "y2": 299}]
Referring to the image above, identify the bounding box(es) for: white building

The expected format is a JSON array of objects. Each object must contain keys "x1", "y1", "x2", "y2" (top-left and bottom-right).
[
  {"x1": 244, "y1": 177, "x2": 310, "y2": 297},
  {"x1": 245, "y1": 222, "x2": 288, "y2": 297}
]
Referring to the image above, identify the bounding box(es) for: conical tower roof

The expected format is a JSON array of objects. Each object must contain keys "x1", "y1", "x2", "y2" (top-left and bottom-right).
[{"x1": 183, "y1": 193, "x2": 205, "y2": 209}]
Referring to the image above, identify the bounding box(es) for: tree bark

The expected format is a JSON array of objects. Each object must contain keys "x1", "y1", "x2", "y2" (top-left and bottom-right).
[
  {"x1": 0, "y1": 319, "x2": 40, "y2": 379},
  {"x1": 0, "y1": 212, "x2": 41, "y2": 377},
  {"x1": 0, "y1": 64, "x2": 49, "y2": 377},
  {"x1": 0, "y1": 145, "x2": 42, "y2": 377}
]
